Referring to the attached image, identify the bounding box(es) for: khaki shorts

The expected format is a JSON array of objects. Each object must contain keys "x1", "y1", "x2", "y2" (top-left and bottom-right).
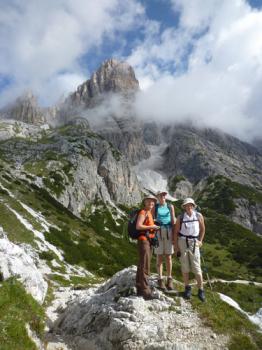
[
  {"x1": 155, "y1": 226, "x2": 174, "y2": 255},
  {"x1": 178, "y1": 237, "x2": 202, "y2": 275}
]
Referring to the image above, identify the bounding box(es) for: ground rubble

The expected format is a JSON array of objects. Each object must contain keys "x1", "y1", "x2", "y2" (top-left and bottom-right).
[{"x1": 45, "y1": 266, "x2": 228, "y2": 350}]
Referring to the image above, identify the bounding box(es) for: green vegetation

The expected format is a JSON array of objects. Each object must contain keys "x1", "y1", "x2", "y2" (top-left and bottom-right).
[
  {"x1": 168, "y1": 175, "x2": 186, "y2": 193},
  {"x1": 197, "y1": 175, "x2": 262, "y2": 215},
  {"x1": 190, "y1": 287, "x2": 262, "y2": 350},
  {"x1": 0, "y1": 278, "x2": 45, "y2": 350},
  {"x1": 201, "y1": 209, "x2": 262, "y2": 281},
  {"x1": 211, "y1": 282, "x2": 262, "y2": 314}
]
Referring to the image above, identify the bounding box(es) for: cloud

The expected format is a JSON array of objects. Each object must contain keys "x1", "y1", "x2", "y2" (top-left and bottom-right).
[
  {"x1": 128, "y1": 0, "x2": 262, "y2": 141},
  {"x1": 0, "y1": 0, "x2": 144, "y2": 106}
]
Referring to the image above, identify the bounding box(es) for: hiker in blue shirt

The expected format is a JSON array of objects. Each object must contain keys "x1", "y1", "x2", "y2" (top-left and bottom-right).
[{"x1": 154, "y1": 190, "x2": 176, "y2": 290}]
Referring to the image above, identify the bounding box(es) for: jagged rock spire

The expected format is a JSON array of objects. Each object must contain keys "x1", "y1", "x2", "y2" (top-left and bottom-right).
[
  {"x1": 68, "y1": 58, "x2": 139, "y2": 107},
  {"x1": 1, "y1": 91, "x2": 46, "y2": 124}
]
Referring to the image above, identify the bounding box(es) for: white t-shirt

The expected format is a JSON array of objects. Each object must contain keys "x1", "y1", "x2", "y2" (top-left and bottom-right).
[{"x1": 180, "y1": 211, "x2": 200, "y2": 238}]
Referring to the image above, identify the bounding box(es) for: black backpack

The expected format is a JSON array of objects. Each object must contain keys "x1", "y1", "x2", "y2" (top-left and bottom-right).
[{"x1": 127, "y1": 209, "x2": 148, "y2": 239}]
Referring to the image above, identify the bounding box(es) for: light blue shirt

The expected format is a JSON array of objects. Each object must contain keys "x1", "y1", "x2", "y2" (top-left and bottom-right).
[{"x1": 156, "y1": 203, "x2": 171, "y2": 225}]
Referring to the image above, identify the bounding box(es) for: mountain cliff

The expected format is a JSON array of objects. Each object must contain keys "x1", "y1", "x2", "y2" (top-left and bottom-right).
[{"x1": 0, "y1": 58, "x2": 262, "y2": 350}]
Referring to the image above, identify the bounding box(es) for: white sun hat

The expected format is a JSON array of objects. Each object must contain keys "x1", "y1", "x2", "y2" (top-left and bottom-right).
[
  {"x1": 156, "y1": 190, "x2": 168, "y2": 196},
  {"x1": 181, "y1": 197, "x2": 196, "y2": 208},
  {"x1": 143, "y1": 195, "x2": 157, "y2": 204}
]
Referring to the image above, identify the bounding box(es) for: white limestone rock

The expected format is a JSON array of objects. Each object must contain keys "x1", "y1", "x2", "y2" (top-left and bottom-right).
[
  {"x1": 49, "y1": 267, "x2": 227, "y2": 350},
  {"x1": 0, "y1": 228, "x2": 48, "y2": 303}
]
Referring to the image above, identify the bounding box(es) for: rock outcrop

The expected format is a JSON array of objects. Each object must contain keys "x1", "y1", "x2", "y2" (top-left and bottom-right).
[
  {"x1": 1, "y1": 92, "x2": 46, "y2": 124},
  {"x1": 67, "y1": 59, "x2": 139, "y2": 109},
  {"x1": 0, "y1": 227, "x2": 47, "y2": 303},
  {"x1": 60, "y1": 59, "x2": 149, "y2": 164},
  {"x1": 0, "y1": 122, "x2": 142, "y2": 215},
  {"x1": 231, "y1": 198, "x2": 262, "y2": 235},
  {"x1": 47, "y1": 267, "x2": 227, "y2": 350},
  {"x1": 163, "y1": 125, "x2": 262, "y2": 189}
]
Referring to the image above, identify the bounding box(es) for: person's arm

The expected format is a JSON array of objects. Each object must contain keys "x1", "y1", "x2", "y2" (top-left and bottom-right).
[
  {"x1": 173, "y1": 216, "x2": 180, "y2": 252},
  {"x1": 198, "y1": 214, "x2": 205, "y2": 247},
  {"x1": 136, "y1": 212, "x2": 160, "y2": 231}
]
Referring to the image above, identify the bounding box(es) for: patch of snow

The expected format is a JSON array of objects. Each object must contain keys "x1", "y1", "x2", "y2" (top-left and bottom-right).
[{"x1": 219, "y1": 293, "x2": 262, "y2": 330}]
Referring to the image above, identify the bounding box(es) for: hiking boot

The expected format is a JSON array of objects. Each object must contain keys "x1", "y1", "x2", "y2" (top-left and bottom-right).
[
  {"x1": 183, "y1": 285, "x2": 192, "y2": 299},
  {"x1": 198, "y1": 289, "x2": 205, "y2": 302},
  {"x1": 157, "y1": 278, "x2": 167, "y2": 290},
  {"x1": 166, "y1": 277, "x2": 174, "y2": 290}
]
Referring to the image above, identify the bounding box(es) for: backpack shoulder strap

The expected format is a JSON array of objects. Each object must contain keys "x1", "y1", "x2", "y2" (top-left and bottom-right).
[
  {"x1": 154, "y1": 203, "x2": 159, "y2": 219},
  {"x1": 179, "y1": 212, "x2": 185, "y2": 231}
]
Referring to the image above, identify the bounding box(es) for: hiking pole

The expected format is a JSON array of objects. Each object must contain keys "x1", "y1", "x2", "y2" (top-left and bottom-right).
[{"x1": 200, "y1": 249, "x2": 216, "y2": 303}]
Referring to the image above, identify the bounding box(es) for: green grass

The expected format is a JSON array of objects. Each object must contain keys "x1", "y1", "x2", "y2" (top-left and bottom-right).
[
  {"x1": 190, "y1": 287, "x2": 262, "y2": 350},
  {"x1": 0, "y1": 278, "x2": 45, "y2": 350},
  {"x1": 197, "y1": 175, "x2": 262, "y2": 215},
  {"x1": 201, "y1": 209, "x2": 262, "y2": 281},
  {"x1": 211, "y1": 282, "x2": 262, "y2": 314}
]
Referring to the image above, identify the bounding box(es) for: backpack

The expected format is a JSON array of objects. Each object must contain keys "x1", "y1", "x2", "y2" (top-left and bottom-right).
[{"x1": 127, "y1": 209, "x2": 148, "y2": 239}]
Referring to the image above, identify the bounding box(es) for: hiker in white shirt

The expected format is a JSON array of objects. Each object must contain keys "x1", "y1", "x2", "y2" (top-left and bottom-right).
[{"x1": 174, "y1": 198, "x2": 206, "y2": 302}]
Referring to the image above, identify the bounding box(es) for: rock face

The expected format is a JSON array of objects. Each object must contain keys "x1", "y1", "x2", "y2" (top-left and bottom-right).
[
  {"x1": 0, "y1": 227, "x2": 47, "y2": 303},
  {"x1": 48, "y1": 267, "x2": 227, "y2": 350},
  {"x1": 67, "y1": 59, "x2": 139, "y2": 108},
  {"x1": 61, "y1": 59, "x2": 149, "y2": 164},
  {"x1": 1, "y1": 92, "x2": 46, "y2": 124},
  {"x1": 163, "y1": 125, "x2": 262, "y2": 189},
  {"x1": 231, "y1": 199, "x2": 262, "y2": 235},
  {"x1": 0, "y1": 122, "x2": 142, "y2": 214}
]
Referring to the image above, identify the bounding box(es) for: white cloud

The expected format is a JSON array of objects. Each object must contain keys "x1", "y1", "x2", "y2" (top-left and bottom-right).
[
  {"x1": 128, "y1": 0, "x2": 262, "y2": 141},
  {"x1": 0, "y1": 0, "x2": 144, "y2": 106}
]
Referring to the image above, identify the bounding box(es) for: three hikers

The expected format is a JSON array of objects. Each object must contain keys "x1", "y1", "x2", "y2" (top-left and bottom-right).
[
  {"x1": 174, "y1": 197, "x2": 206, "y2": 302},
  {"x1": 154, "y1": 190, "x2": 176, "y2": 291},
  {"x1": 134, "y1": 194, "x2": 205, "y2": 302}
]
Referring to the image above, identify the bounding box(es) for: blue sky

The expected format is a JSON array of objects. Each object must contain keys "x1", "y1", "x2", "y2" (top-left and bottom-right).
[{"x1": 0, "y1": 0, "x2": 262, "y2": 141}]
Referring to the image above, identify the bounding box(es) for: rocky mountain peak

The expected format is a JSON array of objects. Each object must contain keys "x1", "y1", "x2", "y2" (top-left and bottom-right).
[
  {"x1": 1, "y1": 91, "x2": 46, "y2": 125},
  {"x1": 67, "y1": 58, "x2": 139, "y2": 108}
]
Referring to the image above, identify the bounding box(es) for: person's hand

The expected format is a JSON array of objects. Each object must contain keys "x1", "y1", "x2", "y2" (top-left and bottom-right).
[
  {"x1": 197, "y1": 240, "x2": 203, "y2": 248},
  {"x1": 152, "y1": 225, "x2": 160, "y2": 230}
]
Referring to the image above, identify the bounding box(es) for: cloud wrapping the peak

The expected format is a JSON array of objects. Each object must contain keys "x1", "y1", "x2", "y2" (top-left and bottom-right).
[
  {"x1": 0, "y1": 0, "x2": 144, "y2": 106},
  {"x1": 129, "y1": 0, "x2": 262, "y2": 141}
]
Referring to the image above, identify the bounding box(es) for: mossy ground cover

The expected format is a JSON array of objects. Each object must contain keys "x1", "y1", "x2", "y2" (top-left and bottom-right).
[
  {"x1": 0, "y1": 278, "x2": 45, "y2": 350},
  {"x1": 190, "y1": 287, "x2": 262, "y2": 350}
]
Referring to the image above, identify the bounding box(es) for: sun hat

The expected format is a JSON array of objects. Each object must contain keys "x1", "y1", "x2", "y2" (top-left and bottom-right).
[
  {"x1": 181, "y1": 197, "x2": 196, "y2": 208},
  {"x1": 143, "y1": 195, "x2": 157, "y2": 204},
  {"x1": 156, "y1": 190, "x2": 168, "y2": 196}
]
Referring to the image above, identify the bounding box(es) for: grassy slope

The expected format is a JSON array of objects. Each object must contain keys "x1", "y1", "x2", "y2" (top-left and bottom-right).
[{"x1": 0, "y1": 278, "x2": 45, "y2": 350}]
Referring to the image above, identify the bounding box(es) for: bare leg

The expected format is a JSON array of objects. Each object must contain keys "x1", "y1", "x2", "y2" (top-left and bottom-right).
[
  {"x1": 182, "y1": 272, "x2": 190, "y2": 286},
  {"x1": 165, "y1": 254, "x2": 172, "y2": 277},
  {"x1": 157, "y1": 255, "x2": 163, "y2": 278},
  {"x1": 195, "y1": 273, "x2": 203, "y2": 289}
]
